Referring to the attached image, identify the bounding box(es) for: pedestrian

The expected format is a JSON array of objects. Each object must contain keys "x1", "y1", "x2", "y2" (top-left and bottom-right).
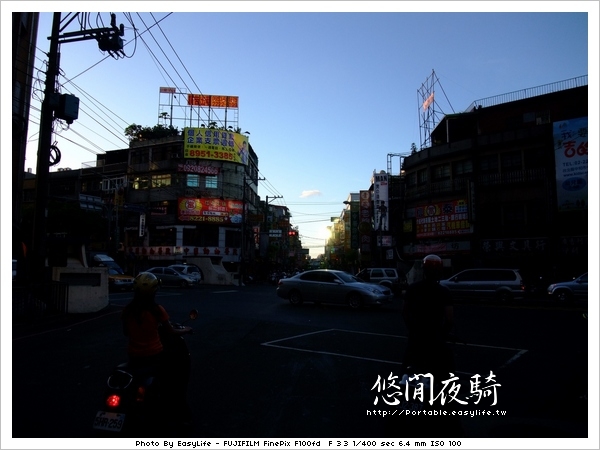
[
  {"x1": 386, "y1": 254, "x2": 464, "y2": 438},
  {"x1": 401, "y1": 254, "x2": 454, "y2": 380}
]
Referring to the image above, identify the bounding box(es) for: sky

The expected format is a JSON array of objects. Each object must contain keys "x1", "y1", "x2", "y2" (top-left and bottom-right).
[{"x1": 4, "y1": 3, "x2": 597, "y2": 259}]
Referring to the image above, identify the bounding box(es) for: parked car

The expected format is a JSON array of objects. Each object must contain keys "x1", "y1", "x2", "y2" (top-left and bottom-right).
[
  {"x1": 355, "y1": 267, "x2": 407, "y2": 295},
  {"x1": 276, "y1": 269, "x2": 394, "y2": 309},
  {"x1": 439, "y1": 268, "x2": 525, "y2": 302},
  {"x1": 108, "y1": 267, "x2": 134, "y2": 291},
  {"x1": 169, "y1": 264, "x2": 203, "y2": 283},
  {"x1": 145, "y1": 267, "x2": 197, "y2": 288},
  {"x1": 547, "y1": 273, "x2": 588, "y2": 301}
]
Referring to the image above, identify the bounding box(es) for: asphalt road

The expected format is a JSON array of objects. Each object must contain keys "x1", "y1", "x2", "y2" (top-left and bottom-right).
[{"x1": 11, "y1": 283, "x2": 589, "y2": 440}]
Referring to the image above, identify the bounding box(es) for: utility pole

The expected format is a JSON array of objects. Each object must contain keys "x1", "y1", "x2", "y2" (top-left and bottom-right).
[
  {"x1": 31, "y1": 12, "x2": 60, "y2": 280},
  {"x1": 239, "y1": 177, "x2": 246, "y2": 287},
  {"x1": 265, "y1": 195, "x2": 283, "y2": 271},
  {"x1": 30, "y1": 12, "x2": 125, "y2": 280}
]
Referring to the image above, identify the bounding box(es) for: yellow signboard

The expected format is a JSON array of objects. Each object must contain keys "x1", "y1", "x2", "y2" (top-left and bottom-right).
[{"x1": 183, "y1": 127, "x2": 248, "y2": 165}]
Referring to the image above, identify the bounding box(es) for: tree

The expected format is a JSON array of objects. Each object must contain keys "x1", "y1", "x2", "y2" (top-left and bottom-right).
[{"x1": 124, "y1": 123, "x2": 180, "y2": 143}]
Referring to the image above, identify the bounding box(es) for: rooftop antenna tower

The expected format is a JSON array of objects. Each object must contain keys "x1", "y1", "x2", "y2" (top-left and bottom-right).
[{"x1": 417, "y1": 69, "x2": 455, "y2": 150}]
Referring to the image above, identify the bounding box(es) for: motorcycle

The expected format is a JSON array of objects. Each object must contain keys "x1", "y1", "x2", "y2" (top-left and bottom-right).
[{"x1": 92, "y1": 309, "x2": 197, "y2": 436}]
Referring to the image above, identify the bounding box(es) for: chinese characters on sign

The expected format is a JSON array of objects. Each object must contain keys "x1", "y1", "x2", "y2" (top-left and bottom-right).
[
  {"x1": 553, "y1": 117, "x2": 588, "y2": 211},
  {"x1": 187, "y1": 94, "x2": 238, "y2": 108},
  {"x1": 415, "y1": 200, "x2": 473, "y2": 238},
  {"x1": 183, "y1": 127, "x2": 249, "y2": 165},
  {"x1": 373, "y1": 172, "x2": 389, "y2": 231},
  {"x1": 178, "y1": 197, "x2": 243, "y2": 224},
  {"x1": 371, "y1": 371, "x2": 501, "y2": 407},
  {"x1": 481, "y1": 237, "x2": 549, "y2": 255}
]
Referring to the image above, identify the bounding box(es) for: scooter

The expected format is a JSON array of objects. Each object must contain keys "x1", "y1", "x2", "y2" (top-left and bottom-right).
[{"x1": 92, "y1": 309, "x2": 197, "y2": 436}]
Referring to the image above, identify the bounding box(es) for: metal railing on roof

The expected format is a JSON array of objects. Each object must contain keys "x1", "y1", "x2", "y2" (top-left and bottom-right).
[{"x1": 466, "y1": 75, "x2": 588, "y2": 112}]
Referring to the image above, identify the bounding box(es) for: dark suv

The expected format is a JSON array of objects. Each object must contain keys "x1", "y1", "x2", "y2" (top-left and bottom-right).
[{"x1": 440, "y1": 268, "x2": 525, "y2": 301}]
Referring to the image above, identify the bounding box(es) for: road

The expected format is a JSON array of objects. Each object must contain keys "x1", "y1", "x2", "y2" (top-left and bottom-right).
[{"x1": 11, "y1": 283, "x2": 589, "y2": 439}]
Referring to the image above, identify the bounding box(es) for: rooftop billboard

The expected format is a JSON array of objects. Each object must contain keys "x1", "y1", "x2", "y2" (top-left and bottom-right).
[{"x1": 183, "y1": 127, "x2": 249, "y2": 165}]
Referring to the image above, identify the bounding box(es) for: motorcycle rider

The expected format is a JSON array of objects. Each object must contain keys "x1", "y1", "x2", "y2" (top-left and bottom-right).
[
  {"x1": 122, "y1": 272, "x2": 193, "y2": 425},
  {"x1": 122, "y1": 272, "x2": 192, "y2": 366},
  {"x1": 401, "y1": 254, "x2": 454, "y2": 382}
]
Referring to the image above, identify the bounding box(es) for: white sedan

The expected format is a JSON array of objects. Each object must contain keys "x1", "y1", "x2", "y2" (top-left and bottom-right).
[{"x1": 276, "y1": 269, "x2": 394, "y2": 309}]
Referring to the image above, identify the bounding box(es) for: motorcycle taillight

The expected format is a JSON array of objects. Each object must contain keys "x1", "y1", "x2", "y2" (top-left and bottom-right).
[{"x1": 106, "y1": 394, "x2": 121, "y2": 408}]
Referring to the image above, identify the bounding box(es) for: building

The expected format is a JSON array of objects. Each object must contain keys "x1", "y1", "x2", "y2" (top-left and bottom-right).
[
  {"x1": 20, "y1": 129, "x2": 262, "y2": 279},
  {"x1": 12, "y1": 12, "x2": 39, "y2": 277},
  {"x1": 399, "y1": 76, "x2": 588, "y2": 281}
]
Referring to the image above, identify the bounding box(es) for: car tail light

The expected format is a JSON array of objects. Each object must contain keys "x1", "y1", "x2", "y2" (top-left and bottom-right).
[{"x1": 106, "y1": 394, "x2": 121, "y2": 408}]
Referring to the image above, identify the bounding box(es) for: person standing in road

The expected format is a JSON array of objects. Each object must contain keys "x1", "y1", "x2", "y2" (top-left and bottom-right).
[
  {"x1": 401, "y1": 254, "x2": 455, "y2": 380},
  {"x1": 385, "y1": 254, "x2": 463, "y2": 438}
]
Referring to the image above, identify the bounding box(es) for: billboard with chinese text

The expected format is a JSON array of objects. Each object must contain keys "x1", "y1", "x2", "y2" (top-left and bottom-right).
[
  {"x1": 373, "y1": 172, "x2": 389, "y2": 231},
  {"x1": 359, "y1": 190, "x2": 372, "y2": 253},
  {"x1": 187, "y1": 94, "x2": 238, "y2": 108},
  {"x1": 553, "y1": 117, "x2": 588, "y2": 211},
  {"x1": 415, "y1": 199, "x2": 473, "y2": 238},
  {"x1": 178, "y1": 198, "x2": 243, "y2": 224},
  {"x1": 183, "y1": 127, "x2": 249, "y2": 165}
]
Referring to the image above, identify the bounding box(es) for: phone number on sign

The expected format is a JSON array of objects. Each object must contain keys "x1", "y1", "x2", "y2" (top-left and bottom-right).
[
  {"x1": 185, "y1": 149, "x2": 236, "y2": 160},
  {"x1": 179, "y1": 215, "x2": 228, "y2": 223}
]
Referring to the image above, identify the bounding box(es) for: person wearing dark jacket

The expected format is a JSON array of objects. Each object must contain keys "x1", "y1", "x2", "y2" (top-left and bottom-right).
[{"x1": 401, "y1": 254, "x2": 454, "y2": 381}]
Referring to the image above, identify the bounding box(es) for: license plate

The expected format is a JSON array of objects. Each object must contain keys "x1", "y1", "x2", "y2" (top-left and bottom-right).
[{"x1": 93, "y1": 411, "x2": 125, "y2": 432}]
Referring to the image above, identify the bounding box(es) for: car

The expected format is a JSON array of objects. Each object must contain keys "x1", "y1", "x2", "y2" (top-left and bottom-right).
[
  {"x1": 276, "y1": 269, "x2": 394, "y2": 309},
  {"x1": 355, "y1": 267, "x2": 407, "y2": 295},
  {"x1": 107, "y1": 267, "x2": 135, "y2": 291},
  {"x1": 439, "y1": 268, "x2": 525, "y2": 302},
  {"x1": 168, "y1": 264, "x2": 203, "y2": 283},
  {"x1": 145, "y1": 267, "x2": 197, "y2": 288},
  {"x1": 547, "y1": 273, "x2": 588, "y2": 301}
]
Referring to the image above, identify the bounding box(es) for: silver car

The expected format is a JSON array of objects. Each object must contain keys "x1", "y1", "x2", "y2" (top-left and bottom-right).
[
  {"x1": 145, "y1": 267, "x2": 197, "y2": 288},
  {"x1": 440, "y1": 268, "x2": 525, "y2": 301},
  {"x1": 276, "y1": 269, "x2": 394, "y2": 309},
  {"x1": 169, "y1": 264, "x2": 203, "y2": 283},
  {"x1": 547, "y1": 273, "x2": 588, "y2": 301}
]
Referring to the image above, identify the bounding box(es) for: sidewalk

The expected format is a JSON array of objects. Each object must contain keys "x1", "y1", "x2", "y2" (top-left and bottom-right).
[{"x1": 11, "y1": 303, "x2": 123, "y2": 340}]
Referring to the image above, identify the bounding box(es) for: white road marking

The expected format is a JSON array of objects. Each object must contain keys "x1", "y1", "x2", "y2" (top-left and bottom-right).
[{"x1": 261, "y1": 328, "x2": 528, "y2": 374}]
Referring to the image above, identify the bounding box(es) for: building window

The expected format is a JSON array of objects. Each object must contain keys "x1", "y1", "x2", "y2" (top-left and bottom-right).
[
  {"x1": 151, "y1": 174, "x2": 171, "y2": 188},
  {"x1": 432, "y1": 164, "x2": 451, "y2": 180},
  {"x1": 479, "y1": 155, "x2": 499, "y2": 174},
  {"x1": 417, "y1": 168, "x2": 428, "y2": 184},
  {"x1": 132, "y1": 177, "x2": 150, "y2": 190},
  {"x1": 453, "y1": 160, "x2": 473, "y2": 176},
  {"x1": 225, "y1": 229, "x2": 241, "y2": 248},
  {"x1": 501, "y1": 150, "x2": 522, "y2": 172},
  {"x1": 187, "y1": 174, "x2": 200, "y2": 187},
  {"x1": 503, "y1": 204, "x2": 526, "y2": 227},
  {"x1": 131, "y1": 150, "x2": 149, "y2": 165},
  {"x1": 205, "y1": 175, "x2": 218, "y2": 189},
  {"x1": 407, "y1": 172, "x2": 417, "y2": 187},
  {"x1": 101, "y1": 176, "x2": 127, "y2": 192}
]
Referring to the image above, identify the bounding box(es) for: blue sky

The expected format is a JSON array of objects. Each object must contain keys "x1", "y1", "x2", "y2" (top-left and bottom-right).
[{"x1": 5, "y1": 3, "x2": 597, "y2": 258}]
